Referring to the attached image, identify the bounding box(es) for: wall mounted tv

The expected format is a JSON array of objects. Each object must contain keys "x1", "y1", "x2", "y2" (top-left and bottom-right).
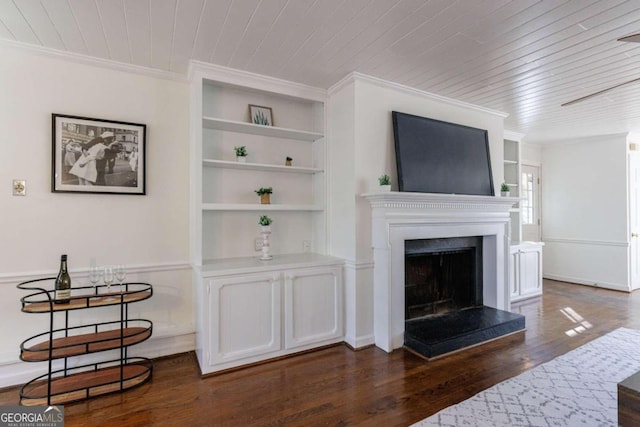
[{"x1": 392, "y1": 111, "x2": 494, "y2": 196}]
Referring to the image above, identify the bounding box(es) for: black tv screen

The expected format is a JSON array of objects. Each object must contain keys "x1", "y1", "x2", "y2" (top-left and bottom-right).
[{"x1": 392, "y1": 111, "x2": 494, "y2": 196}]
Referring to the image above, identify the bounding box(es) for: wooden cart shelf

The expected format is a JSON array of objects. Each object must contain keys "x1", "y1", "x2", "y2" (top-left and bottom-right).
[
  {"x1": 20, "y1": 283, "x2": 152, "y2": 313},
  {"x1": 20, "y1": 358, "x2": 152, "y2": 406},
  {"x1": 21, "y1": 324, "x2": 152, "y2": 361}
]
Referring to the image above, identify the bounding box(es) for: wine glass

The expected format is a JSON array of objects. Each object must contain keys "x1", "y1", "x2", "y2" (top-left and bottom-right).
[
  {"x1": 103, "y1": 265, "x2": 114, "y2": 300},
  {"x1": 115, "y1": 264, "x2": 126, "y2": 293},
  {"x1": 89, "y1": 265, "x2": 101, "y2": 293}
]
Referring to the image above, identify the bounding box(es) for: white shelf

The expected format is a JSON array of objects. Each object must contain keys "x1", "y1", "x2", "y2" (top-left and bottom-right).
[
  {"x1": 202, "y1": 159, "x2": 323, "y2": 174},
  {"x1": 202, "y1": 117, "x2": 324, "y2": 142},
  {"x1": 505, "y1": 183, "x2": 519, "y2": 187},
  {"x1": 202, "y1": 203, "x2": 324, "y2": 211},
  {"x1": 503, "y1": 159, "x2": 518, "y2": 165}
]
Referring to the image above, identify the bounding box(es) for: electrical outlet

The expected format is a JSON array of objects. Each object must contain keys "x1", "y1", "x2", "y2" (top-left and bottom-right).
[
  {"x1": 302, "y1": 240, "x2": 311, "y2": 252},
  {"x1": 255, "y1": 238, "x2": 263, "y2": 252},
  {"x1": 12, "y1": 179, "x2": 26, "y2": 196}
]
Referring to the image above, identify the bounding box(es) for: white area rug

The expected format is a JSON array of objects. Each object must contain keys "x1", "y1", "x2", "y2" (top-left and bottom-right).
[{"x1": 413, "y1": 327, "x2": 640, "y2": 427}]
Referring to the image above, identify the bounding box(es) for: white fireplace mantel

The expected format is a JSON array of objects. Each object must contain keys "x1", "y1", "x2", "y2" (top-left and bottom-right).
[{"x1": 362, "y1": 191, "x2": 518, "y2": 352}]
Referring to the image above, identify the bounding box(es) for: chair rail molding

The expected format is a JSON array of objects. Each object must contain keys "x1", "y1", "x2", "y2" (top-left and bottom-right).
[
  {"x1": 0, "y1": 261, "x2": 191, "y2": 285},
  {"x1": 543, "y1": 237, "x2": 629, "y2": 247}
]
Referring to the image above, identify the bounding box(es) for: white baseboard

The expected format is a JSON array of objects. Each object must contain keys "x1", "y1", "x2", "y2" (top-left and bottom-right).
[
  {"x1": 543, "y1": 274, "x2": 630, "y2": 292},
  {"x1": 344, "y1": 333, "x2": 375, "y2": 350},
  {"x1": 0, "y1": 331, "x2": 195, "y2": 389}
]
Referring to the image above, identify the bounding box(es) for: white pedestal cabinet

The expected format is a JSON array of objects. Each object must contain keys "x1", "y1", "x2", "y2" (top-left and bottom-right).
[
  {"x1": 509, "y1": 242, "x2": 544, "y2": 302},
  {"x1": 196, "y1": 254, "x2": 343, "y2": 374}
]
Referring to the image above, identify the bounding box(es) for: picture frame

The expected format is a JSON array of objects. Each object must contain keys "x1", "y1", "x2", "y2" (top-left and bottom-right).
[
  {"x1": 52, "y1": 114, "x2": 146, "y2": 195},
  {"x1": 249, "y1": 105, "x2": 273, "y2": 126}
]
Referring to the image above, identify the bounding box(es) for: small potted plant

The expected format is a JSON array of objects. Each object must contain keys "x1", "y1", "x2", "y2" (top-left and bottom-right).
[
  {"x1": 234, "y1": 146, "x2": 248, "y2": 162},
  {"x1": 255, "y1": 187, "x2": 273, "y2": 204},
  {"x1": 378, "y1": 174, "x2": 391, "y2": 192},
  {"x1": 500, "y1": 183, "x2": 510, "y2": 197},
  {"x1": 285, "y1": 156, "x2": 293, "y2": 166},
  {"x1": 259, "y1": 215, "x2": 273, "y2": 231}
]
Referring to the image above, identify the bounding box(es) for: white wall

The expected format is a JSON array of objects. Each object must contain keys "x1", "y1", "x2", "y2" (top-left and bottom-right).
[
  {"x1": 0, "y1": 44, "x2": 193, "y2": 386},
  {"x1": 352, "y1": 76, "x2": 506, "y2": 259},
  {"x1": 541, "y1": 134, "x2": 630, "y2": 290},
  {"x1": 522, "y1": 143, "x2": 543, "y2": 165},
  {"x1": 328, "y1": 73, "x2": 507, "y2": 348}
]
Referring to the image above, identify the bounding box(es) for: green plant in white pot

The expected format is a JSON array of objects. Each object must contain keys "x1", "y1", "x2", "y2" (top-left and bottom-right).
[
  {"x1": 500, "y1": 183, "x2": 510, "y2": 197},
  {"x1": 259, "y1": 215, "x2": 272, "y2": 230},
  {"x1": 378, "y1": 174, "x2": 391, "y2": 192},
  {"x1": 234, "y1": 146, "x2": 248, "y2": 162},
  {"x1": 258, "y1": 215, "x2": 273, "y2": 260}
]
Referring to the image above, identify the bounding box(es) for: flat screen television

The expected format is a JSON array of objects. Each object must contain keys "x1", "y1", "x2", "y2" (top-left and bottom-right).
[{"x1": 392, "y1": 111, "x2": 494, "y2": 196}]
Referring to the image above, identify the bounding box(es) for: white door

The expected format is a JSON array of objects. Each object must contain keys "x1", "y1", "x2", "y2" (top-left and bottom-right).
[
  {"x1": 629, "y1": 152, "x2": 640, "y2": 290},
  {"x1": 521, "y1": 164, "x2": 541, "y2": 241}
]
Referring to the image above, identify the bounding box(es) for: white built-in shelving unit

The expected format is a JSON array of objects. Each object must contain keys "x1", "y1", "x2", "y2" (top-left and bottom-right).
[
  {"x1": 190, "y1": 62, "x2": 330, "y2": 263},
  {"x1": 189, "y1": 62, "x2": 343, "y2": 375},
  {"x1": 504, "y1": 131, "x2": 523, "y2": 243},
  {"x1": 504, "y1": 130, "x2": 544, "y2": 301}
]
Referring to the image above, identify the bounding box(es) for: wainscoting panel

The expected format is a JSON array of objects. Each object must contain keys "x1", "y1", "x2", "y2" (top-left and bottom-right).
[{"x1": 542, "y1": 239, "x2": 629, "y2": 291}]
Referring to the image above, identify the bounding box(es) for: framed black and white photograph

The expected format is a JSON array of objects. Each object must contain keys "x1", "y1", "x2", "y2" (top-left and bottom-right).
[
  {"x1": 52, "y1": 114, "x2": 146, "y2": 195},
  {"x1": 249, "y1": 104, "x2": 273, "y2": 126}
]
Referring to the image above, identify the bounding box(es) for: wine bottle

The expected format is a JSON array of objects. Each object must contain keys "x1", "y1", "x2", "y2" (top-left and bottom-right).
[{"x1": 54, "y1": 254, "x2": 71, "y2": 304}]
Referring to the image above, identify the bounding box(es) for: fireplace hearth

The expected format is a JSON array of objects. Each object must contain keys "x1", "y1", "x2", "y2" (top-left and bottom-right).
[{"x1": 405, "y1": 307, "x2": 525, "y2": 359}]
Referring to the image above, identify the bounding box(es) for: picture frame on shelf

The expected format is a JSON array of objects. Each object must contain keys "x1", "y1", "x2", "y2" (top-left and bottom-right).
[
  {"x1": 52, "y1": 114, "x2": 146, "y2": 195},
  {"x1": 249, "y1": 104, "x2": 273, "y2": 126}
]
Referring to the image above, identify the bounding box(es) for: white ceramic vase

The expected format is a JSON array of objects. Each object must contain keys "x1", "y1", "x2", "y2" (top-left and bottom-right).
[{"x1": 260, "y1": 226, "x2": 272, "y2": 260}]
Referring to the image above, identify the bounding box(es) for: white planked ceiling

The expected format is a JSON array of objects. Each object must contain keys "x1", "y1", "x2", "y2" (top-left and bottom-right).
[{"x1": 2, "y1": 0, "x2": 640, "y2": 143}]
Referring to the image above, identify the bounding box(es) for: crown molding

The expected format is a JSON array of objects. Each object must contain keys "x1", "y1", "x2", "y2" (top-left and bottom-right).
[
  {"x1": 0, "y1": 38, "x2": 186, "y2": 82},
  {"x1": 504, "y1": 130, "x2": 526, "y2": 141},
  {"x1": 328, "y1": 72, "x2": 509, "y2": 119},
  {"x1": 188, "y1": 60, "x2": 327, "y2": 102},
  {"x1": 539, "y1": 132, "x2": 629, "y2": 147}
]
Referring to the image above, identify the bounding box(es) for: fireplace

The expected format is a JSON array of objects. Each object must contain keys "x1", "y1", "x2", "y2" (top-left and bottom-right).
[
  {"x1": 363, "y1": 191, "x2": 525, "y2": 355},
  {"x1": 405, "y1": 237, "x2": 483, "y2": 320}
]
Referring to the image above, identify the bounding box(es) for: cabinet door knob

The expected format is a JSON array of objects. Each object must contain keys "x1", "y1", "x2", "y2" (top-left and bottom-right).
[{"x1": 633, "y1": 233, "x2": 639, "y2": 238}]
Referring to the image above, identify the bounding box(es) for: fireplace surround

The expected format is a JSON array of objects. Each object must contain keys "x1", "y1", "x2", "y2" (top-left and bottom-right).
[{"x1": 363, "y1": 191, "x2": 519, "y2": 353}]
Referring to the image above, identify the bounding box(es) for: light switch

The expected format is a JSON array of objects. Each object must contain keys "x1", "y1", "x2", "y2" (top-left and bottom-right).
[{"x1": 13, "y1": 179, "x2": 26, "y2": 196}]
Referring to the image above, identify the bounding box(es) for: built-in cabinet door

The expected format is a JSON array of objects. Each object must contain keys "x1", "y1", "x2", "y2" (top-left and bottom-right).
[
  {"x1": 519, "y1": 248, "x2": 542, "y2": 297},
  {"x1": 208, "y1": 273, "x2": 281, "y2": 364},
  {"x1": 284, "y1": 266, "x2": 343, "y2": 350},
  {"x1": 509, "y1": 248, "x2": 520, "y2": 300},
  {"x1": 510, "y1": 243, "x2": 544, "y2": 302}
]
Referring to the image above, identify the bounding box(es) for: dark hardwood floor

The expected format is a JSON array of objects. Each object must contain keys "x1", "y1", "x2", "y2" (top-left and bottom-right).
[{"x1": 3, "y1": 279, "x2": 640, "y2": 426}]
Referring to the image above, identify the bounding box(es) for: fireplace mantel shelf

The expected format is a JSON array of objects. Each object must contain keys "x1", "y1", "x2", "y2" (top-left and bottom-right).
[{"x1": 362, "y1": 191, "x2": 518, "y2": 212}]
